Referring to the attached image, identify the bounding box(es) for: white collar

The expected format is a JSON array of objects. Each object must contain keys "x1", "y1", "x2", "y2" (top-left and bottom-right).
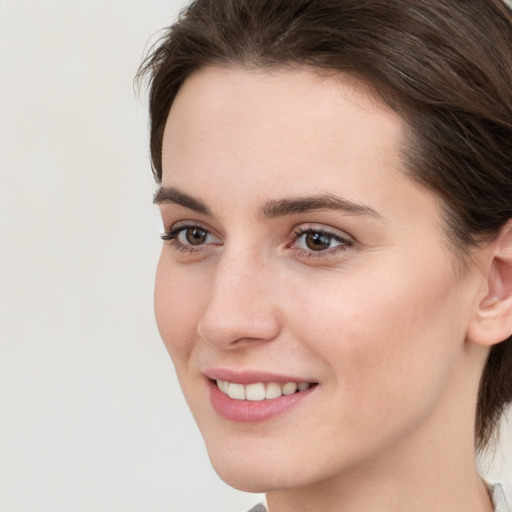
[{"x1": 250, "y1": 484, "x2": 510, "y2": 512}]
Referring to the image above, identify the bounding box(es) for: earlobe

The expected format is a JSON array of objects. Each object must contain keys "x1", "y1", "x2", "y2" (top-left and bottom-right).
[{"x1": 467, "y1": 220, "x2": 512, "y2": 347}]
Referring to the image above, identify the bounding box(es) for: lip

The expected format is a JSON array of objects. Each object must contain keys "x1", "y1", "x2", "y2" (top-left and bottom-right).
[
  {"x1": 204, "y1": 368, "x2": 317, "y2": 423},
  {"x1": 203, "y1": 368, "x2": 314, "y2": 385}
]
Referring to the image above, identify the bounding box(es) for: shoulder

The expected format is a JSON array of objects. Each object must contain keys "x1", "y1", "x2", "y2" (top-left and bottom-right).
[
  {"x1": 487, "y1": 482, "x2": 510, "y2": 512},
  {"x1": 246, "y1": 504, "x2": 267, "y2": 512}
]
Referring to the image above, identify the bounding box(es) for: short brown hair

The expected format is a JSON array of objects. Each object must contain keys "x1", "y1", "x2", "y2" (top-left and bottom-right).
[{"x1": 138, "y1": 0, "x2": 512, "y2": 450}]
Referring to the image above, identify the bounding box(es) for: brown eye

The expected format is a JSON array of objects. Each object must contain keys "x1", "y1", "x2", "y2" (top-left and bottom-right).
[
  {"x1": 292, "y1": 227, "x2": 353, "y2": 256},
  {"x1": 304, "y1": 232, "x2": 332, "y2": 251},
  {"x1": 161, "y1": 223, "x2": 222, "y2": 250},
  {"x1": 184, "y1": 227, "x2": 208, "y2": 245}
]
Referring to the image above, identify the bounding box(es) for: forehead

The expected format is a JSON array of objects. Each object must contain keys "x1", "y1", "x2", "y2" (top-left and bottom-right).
[
  {"x1": 164, "y1": 65, "x2": 402, "y2": 149},
  {"x1": 162, "y1": 65, "x2": 406, "y2": 195}
]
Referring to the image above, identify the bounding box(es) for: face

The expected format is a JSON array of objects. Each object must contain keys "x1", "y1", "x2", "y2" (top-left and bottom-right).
[{"x1": 155, "y1": 66, "x2": 482, "y2": 492}]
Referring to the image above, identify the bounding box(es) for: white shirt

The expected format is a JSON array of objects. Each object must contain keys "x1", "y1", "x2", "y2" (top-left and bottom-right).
[{"x1": 247, "y1": 483, "x2": 510, "y2": 512}]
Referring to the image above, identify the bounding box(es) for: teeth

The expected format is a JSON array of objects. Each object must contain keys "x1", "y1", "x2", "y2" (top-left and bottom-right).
[
  {"x1": 282, "y1": 382, "x2": 298, "y2": 395},
  {"x1": 227, "y1": 383, "x2": 245, "y2": 400},
  {"x1": 246, "y1": 383, "x2": 266, "y2": 401},
  {"x1": 216, "y1": 380, "x2": 313, "y2": 401},
  {"x1": 265, "y1": 382, "x2": 282, "y2": 399}
]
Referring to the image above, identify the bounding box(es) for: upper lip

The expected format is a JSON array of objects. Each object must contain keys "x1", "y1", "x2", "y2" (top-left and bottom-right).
[{"x1": 202, "y1": 368, "x2": 317, "y2": 385}]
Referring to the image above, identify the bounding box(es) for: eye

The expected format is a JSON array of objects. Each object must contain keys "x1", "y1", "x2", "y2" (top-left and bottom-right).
[
  {"x1": 298, "y1": 231, "x2": 338, "y2": 251},
  {"x1": 176, "y1": 226, "x2": 209, "y2": 245},
  {"x1": 290, "y1": 226, "x2": 353, "y2": 256},
  {"x1": 161, "y1": 223, "x2": 221, "y2": 250}
]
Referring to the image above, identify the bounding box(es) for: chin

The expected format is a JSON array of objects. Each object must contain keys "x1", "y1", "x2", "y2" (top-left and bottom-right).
[
  {"x1": 204, "y1": 442, "x2": 274, "y2": 492},
  {"x1": 215, "y1": 467, "x2": 274, "y2": 494},
  {"x1": 211, "y1": 458, "x2": 295, "y2": 494},
  {"x1": 204, "y1": 440, "x2": 329, "y2": 494}
]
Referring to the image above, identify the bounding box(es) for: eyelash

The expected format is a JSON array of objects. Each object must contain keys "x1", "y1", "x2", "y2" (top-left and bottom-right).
[
  {"x1": 161, "y1": 223, "x2": 353, "y2": 258},
  {"x1": 160, "y1": 223, "x2": 218, "y2": 254},
  {"x1": 289, "y1": 227, "x2": 353, "y2": 258}
]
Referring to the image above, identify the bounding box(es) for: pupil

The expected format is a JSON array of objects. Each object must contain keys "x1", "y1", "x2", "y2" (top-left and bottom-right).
[
  {"x1": 186, "y1": 228, "x2": 207, "y2": 245},
  {"x1": 305, "y1": 232, "x2": 330, "y2": 251}
]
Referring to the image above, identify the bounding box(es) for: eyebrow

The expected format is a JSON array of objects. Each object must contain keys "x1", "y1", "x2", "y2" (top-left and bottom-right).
[
  {"x1": 261, "y1": 194, "x2": 381, "y2": 218},
  {"x1": 153, "y1": 187, "x2": 211, "y2": 215},
  {"x1": 153, "y1": 186, "x2": 381, "y2": 219}
]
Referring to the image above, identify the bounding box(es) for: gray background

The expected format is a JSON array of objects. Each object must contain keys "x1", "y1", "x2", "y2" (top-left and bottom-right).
[{"x1": 0, "y1": 1, "x2": 510, "y2": 511}]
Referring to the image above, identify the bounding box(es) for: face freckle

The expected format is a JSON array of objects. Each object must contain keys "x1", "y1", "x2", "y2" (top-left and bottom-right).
[{"x1": 154, "y1": 65, "x2": 481, "y2": 493}]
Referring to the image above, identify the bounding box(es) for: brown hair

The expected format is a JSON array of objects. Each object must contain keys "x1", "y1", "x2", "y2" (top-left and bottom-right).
[{"x1": 138, "y1": 0, "x2": 512, "y2": 450}]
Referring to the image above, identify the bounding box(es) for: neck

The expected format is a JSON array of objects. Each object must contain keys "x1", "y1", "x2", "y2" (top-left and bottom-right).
[{"x1": 266, "y1": 442, "x2": 493, "y2": 512}]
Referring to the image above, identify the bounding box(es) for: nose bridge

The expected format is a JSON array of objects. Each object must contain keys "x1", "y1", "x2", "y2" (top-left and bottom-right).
[
  {"x1": 217, "y1": 246, "x2": 254, "y2": 294},
  {"x1": 198, "y1": 245, "x2": 280, "y2": 348}
]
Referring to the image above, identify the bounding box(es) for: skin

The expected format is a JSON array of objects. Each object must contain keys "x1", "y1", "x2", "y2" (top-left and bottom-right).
[{"x1": 154, "y1": 66, "x2": 495, "y2": 512}]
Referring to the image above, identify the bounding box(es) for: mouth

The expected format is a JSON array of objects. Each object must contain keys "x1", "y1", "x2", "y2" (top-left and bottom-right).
[
  {"x1": 215, "y1": 379, "x2": 315, "y2": 401},
  {"x1": 206, "y1": 373, "x2": 318, "y2": 423}
]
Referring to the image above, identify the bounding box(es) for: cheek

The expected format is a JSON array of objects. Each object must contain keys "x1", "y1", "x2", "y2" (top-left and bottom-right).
[
  {"x1": 288, "y1": 256, "x2": 466, "y2": 410},
  {"x1": 154, "y1": 254, "x2": 206, "y2": 363}
]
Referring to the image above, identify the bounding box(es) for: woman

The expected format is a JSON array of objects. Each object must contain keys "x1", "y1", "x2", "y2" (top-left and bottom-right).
[{"x1": 138, "y1": 1, "x2": 512, "y2": 510}]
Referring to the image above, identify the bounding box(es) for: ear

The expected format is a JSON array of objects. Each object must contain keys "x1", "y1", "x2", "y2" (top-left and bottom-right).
[{"x1": 467, "y1": 220, "x2": 512, "y2": 347}]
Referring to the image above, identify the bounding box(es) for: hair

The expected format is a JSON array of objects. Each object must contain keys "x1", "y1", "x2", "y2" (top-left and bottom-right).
[{"x1": 137, "y1": 0, "x2": 512, "y2": 450}]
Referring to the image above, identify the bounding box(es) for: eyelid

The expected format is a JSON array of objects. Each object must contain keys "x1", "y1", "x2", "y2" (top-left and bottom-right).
[
  {"x1": 163, "y1": 219, "x2": 216, "y2": 236},
  {"x1": 161, "y1": 220, "x2": 222, "y2": 246},
  {"x1": 287, "y1": 223, "x2": 355, "y2": 258},
  {"x1": 290, "y1": 223, "x2": 354, "y2": 242}
]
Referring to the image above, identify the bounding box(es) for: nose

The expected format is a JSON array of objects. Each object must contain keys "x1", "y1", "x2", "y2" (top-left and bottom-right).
[{"x1": 197, "y1": 250, "x2": 281, "y2": 349}]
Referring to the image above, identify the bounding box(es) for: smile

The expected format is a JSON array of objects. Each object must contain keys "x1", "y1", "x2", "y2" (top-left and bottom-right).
[{"x1": 216, "y1": 380, "x2": 313, "y2": 401}]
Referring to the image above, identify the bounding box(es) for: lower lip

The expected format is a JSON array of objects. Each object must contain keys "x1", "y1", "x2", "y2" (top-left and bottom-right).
[{"x1": 208, "y1": 380, "x2": 316, "y2": 423}]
